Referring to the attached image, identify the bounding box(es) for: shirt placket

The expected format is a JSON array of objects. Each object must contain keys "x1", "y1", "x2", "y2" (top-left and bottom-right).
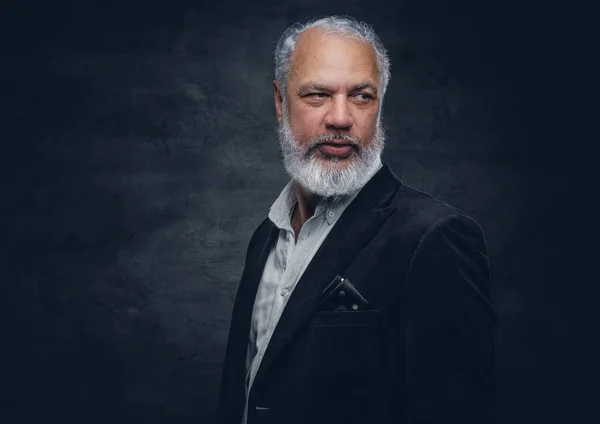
[{"x1": 248, "y1": 229, "x2": 296, "y2": 390}]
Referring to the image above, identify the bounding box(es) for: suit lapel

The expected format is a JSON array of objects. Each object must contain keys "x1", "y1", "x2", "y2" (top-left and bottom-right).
[
  {"x1": 221, "y1": 219, "x2": 278, "y2": 422},
  {"x1": 230, "y1": 220, "x2": 278, "y2": 352},
  {"x1": 251, "y1": 163, "x2": 402, "y2": 393}
]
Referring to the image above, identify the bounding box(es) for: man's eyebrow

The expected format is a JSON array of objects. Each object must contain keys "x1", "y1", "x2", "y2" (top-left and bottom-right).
[
  {"x1": 297, "y1": 83, "x2": 333, "y2": 93},
  {"x1": 296, "y1": 82, "x2": 378, "y2": 95},
  {"x1": 351, "y1": 83, "x2": 378, "y2": 95}
]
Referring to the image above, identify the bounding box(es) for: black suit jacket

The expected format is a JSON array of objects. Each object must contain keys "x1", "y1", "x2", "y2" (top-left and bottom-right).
[{"x1": 217, "y1": 163, "x2": 498, "y2": 424}]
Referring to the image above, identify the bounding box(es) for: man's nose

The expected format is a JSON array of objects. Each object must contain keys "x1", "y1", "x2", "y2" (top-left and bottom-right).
[{"x1": 324, "y1": 96, "x2": 353, "y2": 130}]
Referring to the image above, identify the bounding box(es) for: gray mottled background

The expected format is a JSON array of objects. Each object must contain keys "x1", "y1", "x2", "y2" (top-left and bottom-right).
[{"x1": 1, "y1": 0, "x2": 597, "y2": 423}]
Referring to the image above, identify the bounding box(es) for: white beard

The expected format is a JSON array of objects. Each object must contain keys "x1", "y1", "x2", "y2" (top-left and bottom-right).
[{"x1": 277, "y1": 103, "x2": 386, "y2": 198}]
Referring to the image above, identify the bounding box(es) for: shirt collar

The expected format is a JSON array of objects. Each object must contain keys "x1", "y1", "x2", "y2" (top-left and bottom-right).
[
  {"x1": 267, "y1": 180, "x2": 361, "y2": 230},
  {"x1": 268, "y1": 179, "x2": 297, "y2": 231}
]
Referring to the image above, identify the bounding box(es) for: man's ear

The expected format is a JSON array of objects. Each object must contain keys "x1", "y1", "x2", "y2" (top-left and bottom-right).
[{"x1": 273, "y1": 80, "x2": 284, "y2": 124}]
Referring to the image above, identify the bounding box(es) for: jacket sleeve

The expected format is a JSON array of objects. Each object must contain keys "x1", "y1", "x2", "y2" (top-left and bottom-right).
[{"x1": 403, "y1": 213, "x2": 499, "y2": 424}]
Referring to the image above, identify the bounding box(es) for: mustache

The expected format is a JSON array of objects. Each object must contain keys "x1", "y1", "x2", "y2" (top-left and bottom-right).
[{"x1": 305, "y1": 132, "x2": 362, "y2": 153}]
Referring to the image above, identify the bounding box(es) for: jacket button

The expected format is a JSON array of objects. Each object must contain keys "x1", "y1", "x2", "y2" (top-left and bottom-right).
[{"x1": 352, "y1": 304, "x2": 359, "y2": 310}]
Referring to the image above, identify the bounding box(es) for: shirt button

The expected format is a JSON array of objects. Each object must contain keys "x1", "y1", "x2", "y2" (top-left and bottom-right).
[
  {"x1": 328, "y1": 211, "x2": 335, "y2": 218},
  {"x1": 338, "y1": 290, "x2": 346, "y2": 297},
  {"x1": 280, "y1": 287, "x2": 288, "y2": 296}
]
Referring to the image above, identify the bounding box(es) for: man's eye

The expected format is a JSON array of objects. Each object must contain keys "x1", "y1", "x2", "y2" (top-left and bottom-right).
[
  {"x1": 308, "y1": 93, "x2": 328, "y2": 98},
  {"x1": 354, "y1": 93, "x2": 373, "y2": 101}
]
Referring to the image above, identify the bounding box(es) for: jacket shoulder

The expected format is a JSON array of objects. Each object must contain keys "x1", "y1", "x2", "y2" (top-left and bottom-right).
[
  {"x1": 393, "y1": 183, "x2": 466, "y2": 222},
  {"x1": 388, "y1": 182, "x2": 484, "y2": 242}
]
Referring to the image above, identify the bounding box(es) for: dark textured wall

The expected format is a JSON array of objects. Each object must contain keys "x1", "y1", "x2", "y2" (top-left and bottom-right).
[{"x1": 1, "y1": 1, "x2": 596, "y2": 423}]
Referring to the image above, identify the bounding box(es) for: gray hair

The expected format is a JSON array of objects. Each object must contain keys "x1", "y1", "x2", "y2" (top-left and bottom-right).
[{"x1": 274, "y1": 15, "x2": 391, "y2": 104}]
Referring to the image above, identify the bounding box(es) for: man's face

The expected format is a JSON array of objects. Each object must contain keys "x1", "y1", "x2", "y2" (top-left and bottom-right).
[{"x1": 274, "y1": 27, "x2": 386, "y2": 197}]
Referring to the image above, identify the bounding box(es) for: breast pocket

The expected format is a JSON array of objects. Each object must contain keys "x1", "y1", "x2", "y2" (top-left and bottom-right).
[
  {"x1": 312, "y1": 309, "x2": 381, "y2": 327},
  {"x1": 308, "y1": 310, "x2": 381, "y2": 384}
]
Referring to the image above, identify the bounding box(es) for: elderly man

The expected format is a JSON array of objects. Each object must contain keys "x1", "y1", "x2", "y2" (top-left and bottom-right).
[{"x1": 217, "y1": 15, "x2": 498, "y2": 424}]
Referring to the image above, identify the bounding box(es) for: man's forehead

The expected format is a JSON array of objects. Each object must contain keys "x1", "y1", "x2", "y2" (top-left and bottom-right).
[
  {"x1": 293, "y1": 26, "x2": 373, "y2": 58},
  {"x1": 295, "y1": 26, "x2": 329, "y2": 45},
  {"x1": 290, "y1": 27, "x2": 379, "y2": 85}
]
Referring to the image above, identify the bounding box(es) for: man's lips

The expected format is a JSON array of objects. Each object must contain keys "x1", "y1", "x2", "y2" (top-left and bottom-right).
[{"x1": 317, "y1": 142, "x2": 356, "y2": 157}]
